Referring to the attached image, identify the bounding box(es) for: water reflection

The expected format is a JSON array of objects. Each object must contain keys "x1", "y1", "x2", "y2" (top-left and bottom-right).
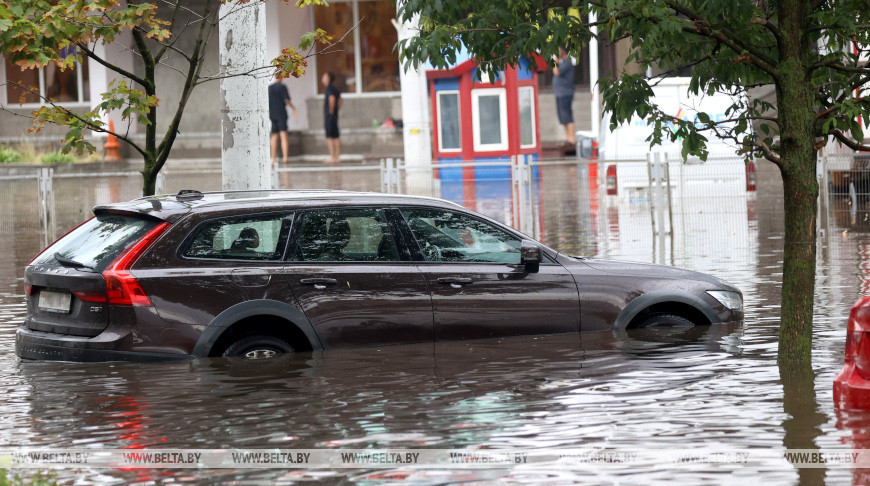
[
  {"x1": 13, "y1": 327, "x2": 779, "y2": 483},
  {"x1": 781, "y1": 367, "x2": 828, "y2": 485},
  {"x1": 1, "y1": 160, "x2": 869, "y2": 483}
]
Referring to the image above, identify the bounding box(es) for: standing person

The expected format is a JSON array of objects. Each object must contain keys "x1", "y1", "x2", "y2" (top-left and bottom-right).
[
  {"x1": 322, "y1": 72, "x2": 342, "y2": 163},
  {"x1": 268, "y1": 78, "x2": 298, "y2": 167},
  {"x1": 552, "y1": 46, "x2": 576, "y2": 145}
]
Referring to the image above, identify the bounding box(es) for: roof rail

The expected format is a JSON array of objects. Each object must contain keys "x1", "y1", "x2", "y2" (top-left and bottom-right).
[{"x1": 176, "y1": 189, "x2": 204, "y2": 202}]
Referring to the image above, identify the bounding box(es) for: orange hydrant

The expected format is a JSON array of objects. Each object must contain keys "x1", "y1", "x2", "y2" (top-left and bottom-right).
[{"x1": 104, "y1": 120, "x2": 121, "y2": 162}]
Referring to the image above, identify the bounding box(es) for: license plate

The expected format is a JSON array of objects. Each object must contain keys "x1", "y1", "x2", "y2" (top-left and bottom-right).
[{"x1": 38, "y1": 291, "x2": 71, "y2": 314}]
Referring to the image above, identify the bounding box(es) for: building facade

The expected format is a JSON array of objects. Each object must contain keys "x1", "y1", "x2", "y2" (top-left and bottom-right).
[{"x1": 0, "y1": 1, "x2": 633, "y2": 162}]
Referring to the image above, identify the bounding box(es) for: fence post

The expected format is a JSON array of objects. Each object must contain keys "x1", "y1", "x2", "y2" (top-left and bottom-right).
[
  {"x1": 647, "y1": 152, "x2": 671, "y2": 263},
  {"x1": 664, "y1": 153, "x2": 674, "y2": 264},
  {"x1": 380, "y1": 158, "x2": 388, "y2": 193},
  {"x1": 523, "y1": 155, "x2": 534, "y2": 236},
  {"x1": 379, "y1": 158, "x2": 400, "y2": 194},
  {"x1": 37, "y1": 167, "x2": 56, "y2": 248},
  {"x1": 647, "y1": 152, "x2": 656, "y2": 238},
  {"x1": 395, "y1": 158, "x2": 404, "y2": 194},
  {"x1": 387, "y1": 158, "x2": 396, "y2": 194},
  {"x1": 510, "y1": 155, "x2": 520, "y2": 230},
  {"x1": 155, "y1": 170, "x2": 167, "y2": 195},
  {"x1": 818, "y1": 154, "x2": 828, "y2": 238}
]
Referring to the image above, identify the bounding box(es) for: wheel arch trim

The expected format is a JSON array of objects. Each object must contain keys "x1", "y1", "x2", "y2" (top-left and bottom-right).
[
  {"x1": 612, "y1": 290, "x2": 721, "y2": 330},
  {"x1": 191, "y1": 299, "x2": 323, "y2": 357}
]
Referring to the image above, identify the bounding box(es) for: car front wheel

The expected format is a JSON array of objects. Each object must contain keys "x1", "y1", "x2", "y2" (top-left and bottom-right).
[
  {"x1": 221, "y1": 336, "x2": 295, "y2": 359},
  {"x1": 634, "y1": 313, "x2": 696, "y2": 329}
]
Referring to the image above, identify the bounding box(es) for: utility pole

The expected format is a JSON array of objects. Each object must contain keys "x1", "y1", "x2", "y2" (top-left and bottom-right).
[
  {"x1": 219, "y1": 2, "x2": 270, "y2": 191},
  {"x1": 394, "y1": 5, "x2": 432, "y2": 167},
  {"x1": 588, "y1": 10, "x2": 600, "y2": 139},
  {"x1": 394, "y1": 3, "x2": 433, "y2": 195}
]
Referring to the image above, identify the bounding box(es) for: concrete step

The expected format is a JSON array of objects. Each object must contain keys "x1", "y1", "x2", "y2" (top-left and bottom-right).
[{"x1": 289, "y1": 128, "x2": 404, "y2": 160}]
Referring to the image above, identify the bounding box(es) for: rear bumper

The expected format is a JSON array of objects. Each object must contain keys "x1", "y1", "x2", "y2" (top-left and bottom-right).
[
  {"x1": 834, "y1": 361, "x2": 870, "y2": 409},
  {"x1": 15, "y1": 326, "x2": 189, "y2": 362}
]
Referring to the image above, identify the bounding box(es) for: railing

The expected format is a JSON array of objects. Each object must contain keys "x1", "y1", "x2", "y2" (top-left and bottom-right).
[{"x1": 0, "y1": 151, "x2": 837, "y2": 274}]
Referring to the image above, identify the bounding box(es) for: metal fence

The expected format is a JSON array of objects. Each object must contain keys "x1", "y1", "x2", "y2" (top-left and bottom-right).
[{"x1": 0, "y1": 152, "x2": 857, "y2": 276}]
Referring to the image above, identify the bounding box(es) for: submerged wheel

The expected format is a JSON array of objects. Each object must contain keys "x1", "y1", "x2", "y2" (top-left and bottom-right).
[
  {"x1": 634, "y1": 313, "x2": 696, "y2": 329},
  {"x1": 221, "y1": 335, "x2": 295, "y2": 359}
]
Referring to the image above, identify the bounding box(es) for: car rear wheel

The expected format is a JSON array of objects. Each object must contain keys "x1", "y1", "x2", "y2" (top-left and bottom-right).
[
  {"x1": 634, "y1": 313, "x2": 696, "y2": 329},
  {"x1": 221, "y1": 336, "x2": 295, "y2": 359}
]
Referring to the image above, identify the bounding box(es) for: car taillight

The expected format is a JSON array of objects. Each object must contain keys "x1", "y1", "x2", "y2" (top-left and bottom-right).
[
  {"x1": 746, "y1": 161, "x2": 757, "y2": 192},
  {"x1": 24, "y1": 283, "x2": 33, "y2": 296},
  {"x1": 591, "y1": 140, "x2": 599, "y2": 160},
  {"x1": 103, "y1": 222, "x2": 169, "y2": 307},
  {"x1": 72, "y1": 290, "x2": 108, "y2": 303},
  {"x1": 606, "y1": 165, "x2": 618, "y2": 196},
  {"x1": 27, "y1": 217, "x2": 94, "y2": 266}
]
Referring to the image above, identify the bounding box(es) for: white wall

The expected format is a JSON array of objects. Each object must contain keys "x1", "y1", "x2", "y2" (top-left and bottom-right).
[
  {"x1": 266, "y1": 2, "x2": 317, "y2": 131},
  {"x1": 88, "y1": 31, "x2": 134, "y2": 136}
]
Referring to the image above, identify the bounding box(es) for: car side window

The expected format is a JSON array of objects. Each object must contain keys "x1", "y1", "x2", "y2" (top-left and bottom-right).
[
  {"x1": 399, "y1": 208, "x2": 521, "y2": 264},
  {"x1": 294, "y1": 208, "x2": 401, "y2": 262},
  {"x1": 183, "y1": 213, "x2": 292, "y2": 261}
]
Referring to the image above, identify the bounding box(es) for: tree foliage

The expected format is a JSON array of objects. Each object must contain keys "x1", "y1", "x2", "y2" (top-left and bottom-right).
[
  {"x1": 399, "y1": 0, "x2": 870, "y2": 369},
  {"x1": 401, "y1": 0, "x2": 870, "y2": 162},
  {"x1": 0, "y1": 0, "x2": 335, "y2": 194}
]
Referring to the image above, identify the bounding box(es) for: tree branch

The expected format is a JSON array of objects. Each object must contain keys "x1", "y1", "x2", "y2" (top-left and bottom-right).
[
  {"x1": 832, "y1": 129, "x2": 870, "y2": 151},
  {"x1": 76, "y1": 42, "x2": 148, "y2": 88},
  {"x1": 154, "y1": 0, "x2": 184, "y2": 62},
  {"x1": 755, "y1": 138, "x2": 783, "y2": 167},
  {"x1": 811, "y1": 60, "x2": 870, "y2": 74},
  {"x1": 663, "y1": 0, "x2": 780, "y2": 78},
  {"x1": 156, "y1": 0, "x2": 215, "y2": 169},
  {"x1": 750, "y1": 16, "x2": 782, "y2": 44}
]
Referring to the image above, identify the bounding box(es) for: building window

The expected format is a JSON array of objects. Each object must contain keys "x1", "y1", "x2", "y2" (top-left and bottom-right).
[
  {"x1": 314, "y1": 0, "x2": 399, "y2": 94},
  {"x1": 437, "y1": 91, "x2": 461, "y2": 152},
  {"x1": 4, "y1": 54, "x2": 90, "y2": 106},
  {"x1": 518, "y1": 86, "x2": 535, "y2": 148},
  {"x1": 471, "y1": 88, "x2": 507, "y2": 152}
]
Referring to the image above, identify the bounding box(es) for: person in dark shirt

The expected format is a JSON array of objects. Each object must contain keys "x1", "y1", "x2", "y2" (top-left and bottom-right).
[
  {"x1": 268, "y1": 79, "x2": 298, "y2": 166},
  {"x1": 322, "y1": 72, "x2": 343, "y2": 163},
  {"x1": 553, "y1": 46, "x2": 576, "y2": 145}
]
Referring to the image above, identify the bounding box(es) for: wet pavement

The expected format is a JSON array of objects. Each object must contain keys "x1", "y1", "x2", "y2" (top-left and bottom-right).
[{"x1": 0, "y1": 160, "x2": 870, "y2": 484}]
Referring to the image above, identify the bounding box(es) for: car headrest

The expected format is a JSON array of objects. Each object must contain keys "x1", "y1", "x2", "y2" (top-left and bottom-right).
[
  {"x1": 325, "y1": 218, "x2": 351, "y2": 249},
  {"x1": 231, "y1": 227, "x2": 260, "y2": 251}
]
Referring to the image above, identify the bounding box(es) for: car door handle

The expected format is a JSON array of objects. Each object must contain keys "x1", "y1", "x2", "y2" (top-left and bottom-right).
[
  {"x1": 300, "y1": 278, "x2": 338, "y2": 290},
  {"x1": 437, "y1": 277, "x2": 473, "y2": 289}
]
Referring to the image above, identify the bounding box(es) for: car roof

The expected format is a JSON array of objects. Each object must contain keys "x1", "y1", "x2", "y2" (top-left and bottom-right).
[{"x1": 93, "y1": 189, "x2": 465, "y2": 222}]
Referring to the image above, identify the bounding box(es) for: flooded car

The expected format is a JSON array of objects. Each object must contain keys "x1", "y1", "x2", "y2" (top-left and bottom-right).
[{"x1": 16, "y1": 190, "x2": 743, "y2": 361}]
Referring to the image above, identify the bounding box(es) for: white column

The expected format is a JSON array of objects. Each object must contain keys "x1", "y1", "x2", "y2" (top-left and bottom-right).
[
  {"x1": 219, "y1": 2, "x2": 270, "y2": 191},
  {"x1": 395, "y1": 5, "x2": 432, "y2": 168},
  {"x1": 589, "y1": 10, "x2": 600, "y2": 139}
]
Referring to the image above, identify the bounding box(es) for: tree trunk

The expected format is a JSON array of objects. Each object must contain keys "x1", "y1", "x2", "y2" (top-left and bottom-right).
[
  {"x1": 142, "y1": 155, "x2": 157, "y2": 196},
  {"x1": 776, "y1": 0, "x2": 817, "y2": 374},
  {"x1": 778, "y1": 165, "x2": 817, "y2": 371}
]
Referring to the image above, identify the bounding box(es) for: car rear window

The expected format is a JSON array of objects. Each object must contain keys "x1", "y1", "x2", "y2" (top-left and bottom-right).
[{"x1": 33, "y1": 214, "x2": 159, "y2": 272}]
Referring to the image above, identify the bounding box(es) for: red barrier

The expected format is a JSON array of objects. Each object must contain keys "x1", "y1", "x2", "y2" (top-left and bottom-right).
[{"x1": 834, "y1": 296, "x2": 870, "y2": 409}]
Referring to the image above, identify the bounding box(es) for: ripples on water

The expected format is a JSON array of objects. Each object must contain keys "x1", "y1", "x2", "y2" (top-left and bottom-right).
[{"x1": 1, "y1": 163, "x2": 870, "y2": 484}]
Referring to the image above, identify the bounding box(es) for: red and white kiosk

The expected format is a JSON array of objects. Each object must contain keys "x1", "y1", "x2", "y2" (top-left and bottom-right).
[{"x1": 426, "y1": 54, "x2": 546, "y2": 215}]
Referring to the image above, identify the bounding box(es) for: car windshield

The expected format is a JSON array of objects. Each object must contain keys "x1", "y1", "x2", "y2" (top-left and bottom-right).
[{"x1": 33, "y1": 214, "x2": 158, "y2": 272}]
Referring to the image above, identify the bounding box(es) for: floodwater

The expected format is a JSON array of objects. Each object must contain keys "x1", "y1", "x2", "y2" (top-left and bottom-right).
[{"x1": 0, "y1": 160, "x2": 869, "y2": 484}]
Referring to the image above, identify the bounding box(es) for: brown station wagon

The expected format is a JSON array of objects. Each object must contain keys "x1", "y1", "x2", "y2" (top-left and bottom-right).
[{"x1": 16, "y1": 190, "x2": 743, "y2": 361}]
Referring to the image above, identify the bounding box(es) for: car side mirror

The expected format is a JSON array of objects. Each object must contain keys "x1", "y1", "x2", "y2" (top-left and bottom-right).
[{"x1": 520, "y1": 240, "x2": 542, "y2": 273}]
